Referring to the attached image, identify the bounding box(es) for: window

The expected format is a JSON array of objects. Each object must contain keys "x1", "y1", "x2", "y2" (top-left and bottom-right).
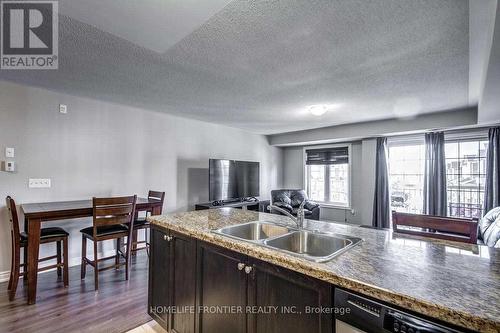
[
  {"x1": 304, "y1": 145, "x2": 351, "y2": 207},
  {"x1": 445, "y1": 139, "x2": 488, "y2": 218},
  {"x1": 387, "y1": 134, "x2": 489, "y2": 219},
  {"x1": 388, "y1": 139, "x2": 425, "y2": 214}
]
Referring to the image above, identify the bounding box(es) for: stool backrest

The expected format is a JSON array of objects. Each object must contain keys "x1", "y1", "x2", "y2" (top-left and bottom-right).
[
  {"x1": 392, "y1": 211, "x2": 478, "y2": 244},
  {"x1": 5, "y1": 196, "x2": 21, "y2": 249},
  {"x1": 148, "y1": 190, "x2": 165, "y2": 214},
  {"x1": 92, "y1": 196, "x2": 137, "y2": 236}
]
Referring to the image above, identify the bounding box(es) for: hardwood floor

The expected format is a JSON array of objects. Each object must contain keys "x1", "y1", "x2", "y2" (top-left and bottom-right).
[
  {"x1": 126, "y1": 321, "x2": 166, "y2": 333},
  {"x1": 0, "y1": 254, "x2": 151, "y2": 333}
]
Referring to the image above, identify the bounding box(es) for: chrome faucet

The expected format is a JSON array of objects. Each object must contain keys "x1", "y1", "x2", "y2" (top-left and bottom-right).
[{"x1": 268, "y1": 200, "x2": 305, "y2": 229}]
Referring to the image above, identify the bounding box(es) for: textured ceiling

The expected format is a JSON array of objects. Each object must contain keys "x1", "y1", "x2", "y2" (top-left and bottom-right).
[
  {"x1": 58, "y1": 0, "x2": 234, "y2": 53},
  {"x1": 0, "y1": 0, "x2": 472, "y2": 134}
]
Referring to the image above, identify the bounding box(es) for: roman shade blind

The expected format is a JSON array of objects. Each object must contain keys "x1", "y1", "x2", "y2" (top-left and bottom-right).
[{"x1": 305, "y1": 147, "x2": 349, "y2": 165}]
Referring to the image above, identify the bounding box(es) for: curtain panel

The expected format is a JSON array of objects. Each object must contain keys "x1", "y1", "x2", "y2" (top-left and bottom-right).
[
  {"x1": 372, "y1": 137, "x2": 390, "y2": 228},
  {"x1": 484, "y1": 127, "x2": 500, "y2": 214},
  {"x1": 423, "y1": 132, "x2": 447, "y2": 216}
]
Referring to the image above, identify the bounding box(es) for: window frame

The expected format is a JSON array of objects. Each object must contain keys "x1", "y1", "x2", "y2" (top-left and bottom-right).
[
  {"x1": 387, "y1": 135, "x2": 426, "y2": 215},
  {"x1": 444, "y1": 134, "x2": 488, "y2": 219},
  {"x1": 303, "y1": 143, "x2": 352, "y2": 209},
  {"x1": 386, "y1": 131, "x2": 489, "y2": 218}
]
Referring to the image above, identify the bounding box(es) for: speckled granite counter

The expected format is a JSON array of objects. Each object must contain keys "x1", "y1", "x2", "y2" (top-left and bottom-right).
[{"x1": 148, "y1": 208, "x2": 500, "y2": 333}]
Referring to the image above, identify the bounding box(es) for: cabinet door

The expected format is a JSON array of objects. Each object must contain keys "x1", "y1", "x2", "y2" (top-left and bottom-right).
[
  {"x1": 148, "y1": 227, "x2": 171, "y2": 330},
  {"x1": 196, "y1": 242, "x2": 248, "y2": 333},
  {"x1": 247, "y1": 258, "x2": 333, "y2": 333},
  {"x1": 169, "y1": 231, "x2": 197, "y2": 333}
]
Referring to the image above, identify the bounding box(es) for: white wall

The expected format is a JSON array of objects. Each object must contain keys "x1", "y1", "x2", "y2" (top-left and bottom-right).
[
  {"x1": 479, "y1": 0, "x2": 500, "y2": 124},
  {"x1": 0, "y1": 80, "x2": 283, "y2": 278},
  {"x1": 282, "y1": 141, "x2": 374, "y2": 225}
]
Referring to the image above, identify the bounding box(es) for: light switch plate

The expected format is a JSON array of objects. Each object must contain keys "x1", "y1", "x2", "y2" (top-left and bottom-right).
[
  {"x1": 29, "y1": 178, "x2": 51, "y2": 188},
  {"x1": 6, "y1": 161, "x2": 15, "y2": 172},
  {"x1": 5, "y1": 147, "x2": 14, "y2": 158},
  {"x1": 59, "y1": 104, "x2": 67, "y2": 114}
]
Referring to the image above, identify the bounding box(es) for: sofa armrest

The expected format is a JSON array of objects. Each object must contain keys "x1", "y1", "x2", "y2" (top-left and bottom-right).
[
  {"x1": 308, "y1": 205, "x2": 320, "y2": 221},
  {"x1": 273, "y1": 201, "x2": 293, "y2": 212},
  {"x1": 304, "y1": 200, "x2": 319, "y2": 211}
]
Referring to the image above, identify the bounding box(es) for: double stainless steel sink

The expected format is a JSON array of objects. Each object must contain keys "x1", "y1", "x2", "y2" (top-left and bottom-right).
[{"x1": 213, "y1": 221, "x2": 362, "y2": 262}]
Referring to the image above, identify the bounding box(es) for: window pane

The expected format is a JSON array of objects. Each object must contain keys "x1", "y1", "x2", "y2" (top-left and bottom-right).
[
  {"x1": 479, "y1": 191, "x2": 485, "y2": 205},
  {"x1": 459, "y1": 141, "x2": 479, "y2": 160},
  {"x1": 479, "y1": 141, "x2": 489, "y2": 157},
  {"x1": 445, "y1": 159, "x2": 460, "y2": 177},
  {"x1": 460, "y1": 159, "x2": 481, "y2": 175},
  {"x1": 308, "y1": 165, "x2": 325, "y2": 202},
  {"x1": 479, "y1": 175, "x2": 486, "y2": 191},
  {"x1": 445, "y1": 142, "x2": 458, "y2": 158},
  {"x1": 389, "y1": 143, "x2": 425, "y2": 215},
  {"x1": 329, "y1": 164, "x2": 348, "y2": 204},
  {"x1": 447, "y1": 139, "x2": 488, "y2": 218},
  {"x1": 479, "y1": 158, "x2": 487, "y2": 175}
]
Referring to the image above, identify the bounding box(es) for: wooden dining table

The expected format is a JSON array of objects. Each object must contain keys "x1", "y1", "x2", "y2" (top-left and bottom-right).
[{"x1": 21, "y1": 197, "x2": 163, "y2": 305}]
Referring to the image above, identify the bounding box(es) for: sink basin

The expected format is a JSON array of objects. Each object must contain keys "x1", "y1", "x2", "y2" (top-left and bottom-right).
[
  {"x1": 213, "y1": 222, "x2": 362, "y2": 262},
  {"x1": 214, "y1": 221, "x2": 291, "y2": 242},
  {"x1": 264, "y1": 230, "x2": 362, "y2": 262}
]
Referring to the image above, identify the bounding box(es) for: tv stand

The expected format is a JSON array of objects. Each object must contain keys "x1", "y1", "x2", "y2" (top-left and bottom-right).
[{"x1": 195, "y1": 199, "x2": 265, "y2": 212}]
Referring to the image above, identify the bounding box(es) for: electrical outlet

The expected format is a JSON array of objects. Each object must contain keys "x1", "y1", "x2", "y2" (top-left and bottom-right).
[
  {"x1": 29, "y1": 178, "x2": 51, "y2": 188},
  {"x1": 59, "y1": 104, "x2": 67, "y2": 114},
  {"x1": 5, "y1": 147, "x2": 14, "y2": 158}
]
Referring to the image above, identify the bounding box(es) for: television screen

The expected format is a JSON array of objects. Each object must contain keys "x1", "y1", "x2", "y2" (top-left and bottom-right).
[{"x1": 209, "y1": 159, "x2": 260, "y2": 201}]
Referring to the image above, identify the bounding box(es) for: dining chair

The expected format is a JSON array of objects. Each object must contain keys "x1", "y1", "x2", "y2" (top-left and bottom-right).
[
  {"x1": 80, "y1": 195, "x2": 137, "y2": 290},
  {"x1": 6, "y1": 196, "x2": 69, "y2": 301},
  {"x1": 391, "y1": 211, "x2": 478, "y2": 244},
  {"x1": 131, "y1": 191, "x2": 165, "y2": 256}
]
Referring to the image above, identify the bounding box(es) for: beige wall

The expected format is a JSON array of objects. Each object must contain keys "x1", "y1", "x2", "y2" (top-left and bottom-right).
[
  {"x1": 0, "y1": 80, "x2": 283, "y2": 278},
  {"x1": 282, "y1": 141, "x2": 373, "y2": 225}
]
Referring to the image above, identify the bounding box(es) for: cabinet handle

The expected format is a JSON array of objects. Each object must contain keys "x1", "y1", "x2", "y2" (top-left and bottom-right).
[
  {"x1": 244, "y1": 266, "x2": 253, "y2": 274},
  {"x1": 163, "y1": 234, "x2": 168, "y2": 241},
  {"x1": 166, "y1": 235, "x2": 173, "y2": 242},
  {"x1": 237, "y1": 263, "x2": 245, "y2": 271}
]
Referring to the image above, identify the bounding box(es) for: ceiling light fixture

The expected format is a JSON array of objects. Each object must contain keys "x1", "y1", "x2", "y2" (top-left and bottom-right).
[{"x1": 308, "y1": 104, "x2": 334, "y2": 116}]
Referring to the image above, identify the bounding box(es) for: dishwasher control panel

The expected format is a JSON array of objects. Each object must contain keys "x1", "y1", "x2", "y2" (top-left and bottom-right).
[
  {"x1": 384, "y1": 310, "x2": 458, "y2": 333},
  {"x1": 334, "y1": 289, "x2": 465, "y2": 333}
]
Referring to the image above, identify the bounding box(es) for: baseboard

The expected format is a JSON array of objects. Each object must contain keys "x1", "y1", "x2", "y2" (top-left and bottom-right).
[{"x1": 0, "y1": 249, "x2": 121, "y2": 283}]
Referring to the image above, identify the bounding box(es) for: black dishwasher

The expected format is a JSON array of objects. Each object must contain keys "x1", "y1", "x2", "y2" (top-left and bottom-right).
[{"x1": 334, "y1": 289, "x2": 467, "y2": 333}]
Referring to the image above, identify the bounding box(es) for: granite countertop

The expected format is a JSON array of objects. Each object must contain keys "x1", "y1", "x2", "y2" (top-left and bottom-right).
[{"x1": 148, "y1": 208, "x2": 500, "y2": 333}]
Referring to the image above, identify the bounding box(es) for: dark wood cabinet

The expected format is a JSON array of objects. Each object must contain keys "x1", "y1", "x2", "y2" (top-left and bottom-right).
[
  {"x1": 170, "y1": 231, "x2": 197, "y2": 333},
  {"x1": 149, "y1": 227, "x2": 197, "y2": 333},
  {"x1": 247, "y1": 258, "x2": 332, "y2": 333},
  {"x1": 150, "y1": 231, "x2": 333, "y2": 333},
  {"x1": 149, "y1": 228, "x2": 171, "y2": 329},
  {"x1": 196, "y1": 242, "x2": 248, "y2": 333}
]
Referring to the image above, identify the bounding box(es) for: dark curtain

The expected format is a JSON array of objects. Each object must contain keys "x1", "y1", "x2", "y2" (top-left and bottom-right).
[
  {"x1": 423, "y1": 132, "x2": 447, "y2": 216},
  {"x1": 372, "y1": 137, "x2": 390, "y2": 228},
  {"x1": 484, "y1": 127, "x2": 500, "y2": 214}
]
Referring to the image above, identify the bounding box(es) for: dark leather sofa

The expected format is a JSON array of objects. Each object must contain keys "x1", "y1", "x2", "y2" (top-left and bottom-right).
[
  {"x1": 478, "y1": 207, "x2": 500, "y2": 247},
  {"x1": 269, "y1": 189, "x2": 320, "y2": 221}
]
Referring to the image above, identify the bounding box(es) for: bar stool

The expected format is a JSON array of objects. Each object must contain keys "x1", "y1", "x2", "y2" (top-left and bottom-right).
[
  {"x1": 80, "y1": 195, "x2": 137, "y2": 290},
  {"x1": 131, "y1": 191, "x2": 165, "y2": 256},
  {"x1": 6, "y1": 196, "x2": 69, "y2": 301}
]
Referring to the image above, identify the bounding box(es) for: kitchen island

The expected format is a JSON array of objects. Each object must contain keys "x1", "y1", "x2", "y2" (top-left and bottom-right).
[{"x1": 147, "y1": 208, "x2": 500, "y2": 333}]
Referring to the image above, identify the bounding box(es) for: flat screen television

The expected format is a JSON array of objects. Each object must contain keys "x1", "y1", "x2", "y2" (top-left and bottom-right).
[{"x1": 209, "y1": 159, "x2": 260, "y2": 201}]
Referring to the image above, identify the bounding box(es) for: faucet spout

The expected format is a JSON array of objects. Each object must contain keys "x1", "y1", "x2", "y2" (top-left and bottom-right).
[{"x1": 268, "y1": 200, "x2": 306, "y2": 229}]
